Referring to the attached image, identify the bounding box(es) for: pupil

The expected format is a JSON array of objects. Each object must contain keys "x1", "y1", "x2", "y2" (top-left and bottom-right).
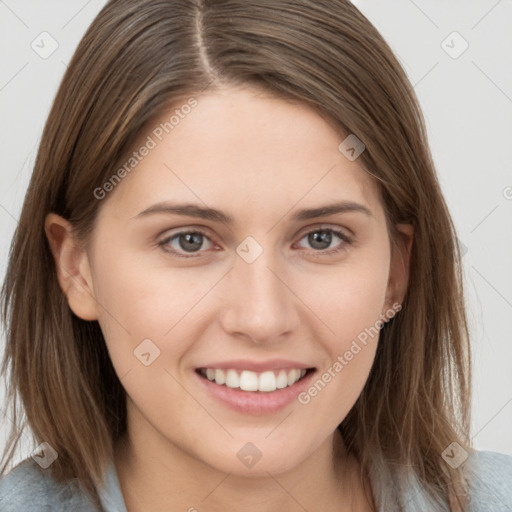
[
  {"x1": 309, "y1": 230, "x2": 331, "y2": 250},
  {"x1": 180, "y1": 233, "x2": 203, "y2": 252}
]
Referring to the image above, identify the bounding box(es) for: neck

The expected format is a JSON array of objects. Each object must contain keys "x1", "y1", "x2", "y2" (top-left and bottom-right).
[{"x1": 114, "y1": 408, "x2": 374, "y2": 512}]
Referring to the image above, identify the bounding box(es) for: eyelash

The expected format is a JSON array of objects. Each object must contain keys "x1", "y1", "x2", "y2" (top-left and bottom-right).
[{"x1": 158, "y1": 226, "x2": 353, "y2": 259}]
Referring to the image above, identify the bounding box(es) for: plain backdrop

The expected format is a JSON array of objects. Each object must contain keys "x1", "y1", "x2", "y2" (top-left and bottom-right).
[{"x1": 1, "y1": 0, "x2": 511, "y2": 466}]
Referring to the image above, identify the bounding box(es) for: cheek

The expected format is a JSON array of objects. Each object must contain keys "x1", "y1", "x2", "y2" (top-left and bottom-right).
[
  {"x1": 303, "y1": 249, "x2": 390, "y2": 349},
  {"x1": 90, "y1": 251, "x2": 208, "y2": 429},
  {"x1": 90, "y1": 243, "x2": 216, "y2": 375},
  {"x1": 92, "y1": 228, "x2": 390, "y2": 367},
  {"x1": 294, "y1": 249, "x2": 390, "y2": 415}
]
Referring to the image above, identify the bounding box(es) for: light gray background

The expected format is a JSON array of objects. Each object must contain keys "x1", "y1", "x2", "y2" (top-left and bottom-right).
[{"x1": 1, "y1": 0, "x2": 511, "y2": 466}]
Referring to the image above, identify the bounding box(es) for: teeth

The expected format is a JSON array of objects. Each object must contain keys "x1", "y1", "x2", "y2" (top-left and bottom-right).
[
  {"x1": 258, "y1": 371, "x2": 276, "y2": 392},
  {"x1": 240, "y1": 370, "x2": 259, "y2": 391},
  {"x1": 225, "y1": 369, "x2": 239, "y2": 388},
  {"x1": 202, "y1": 368, "x2": 307, "y2": 392},
  {"x1": 215, "y1": 369, "x2": 226, "y2": 385},
  {"x1": 287, "y1": 369, "x2": 300, "y2": 386},
  {"x1": 276, "y1": 370, "x2": 288, "y2": 389}
]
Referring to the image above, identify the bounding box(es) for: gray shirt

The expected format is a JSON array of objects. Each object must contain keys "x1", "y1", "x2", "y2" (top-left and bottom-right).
[{"x1": 0, "y1": 449, "x2": 511, "y2": 511}]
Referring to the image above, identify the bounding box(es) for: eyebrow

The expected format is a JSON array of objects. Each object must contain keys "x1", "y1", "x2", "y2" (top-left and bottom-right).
[{"x1": 133, "y1": 200, "x2": 372, "y2": 224}]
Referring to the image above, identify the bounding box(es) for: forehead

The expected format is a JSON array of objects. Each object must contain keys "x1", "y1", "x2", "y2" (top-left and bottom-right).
[{"x1": 99, "y1": 86, "x2": 383, "y2": 226}]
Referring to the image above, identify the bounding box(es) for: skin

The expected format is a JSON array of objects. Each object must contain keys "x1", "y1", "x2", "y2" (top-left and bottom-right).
[{"x1": 45, "y1": 86, "x2": 413, "y2": 512}]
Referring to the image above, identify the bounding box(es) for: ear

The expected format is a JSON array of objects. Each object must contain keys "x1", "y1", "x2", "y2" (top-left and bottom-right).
[
  {"x1": 44, "y1": 213, "x2": 99, "y2": 321},
  {"x1": 382, "y1": 223, "x2": 414, "y2": 314}
]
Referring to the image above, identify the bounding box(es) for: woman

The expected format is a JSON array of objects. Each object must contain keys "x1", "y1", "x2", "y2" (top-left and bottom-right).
[{"x1": 1, "y1": 0, "x2": 511, "y2": 511}]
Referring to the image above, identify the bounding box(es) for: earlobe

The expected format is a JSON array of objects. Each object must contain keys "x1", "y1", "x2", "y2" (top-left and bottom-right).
[
  {"x1": 383, "y1": 223, "x2": 414, "y2": 313},
  {"x1": 44, "y1": 213, "x2": 99, "y2": 321}
]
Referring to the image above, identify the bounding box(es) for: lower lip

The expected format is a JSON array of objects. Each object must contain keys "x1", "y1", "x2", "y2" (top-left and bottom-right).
[{"x1": 194, "y1": 370, "x2": 316, "y2": 415}]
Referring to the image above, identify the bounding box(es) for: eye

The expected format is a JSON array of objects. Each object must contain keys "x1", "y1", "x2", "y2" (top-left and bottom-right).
[
  {"x1": 295, "y1": 227, "x2": 352, "y2": 256},
  {"x1": 158, "y1": 226, "x2": 353, "y2": 260},
  {"x1": 158, "y1": 229, "x2": 215, "y2": 258}
]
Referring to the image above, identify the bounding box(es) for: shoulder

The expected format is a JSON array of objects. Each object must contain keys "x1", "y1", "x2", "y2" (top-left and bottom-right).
[
  {"x1": 0, "y1": 457, "x2": 97, "y2": 511},
  {"x1": 0, "y1": 457, "x2": 51, "y2": 511},
  {"x1": 376, "y1": 449, "x2": 512, "y2": 512},
  {"x1": 464, "y1": 449, "x2": 512, "y2": 511}
]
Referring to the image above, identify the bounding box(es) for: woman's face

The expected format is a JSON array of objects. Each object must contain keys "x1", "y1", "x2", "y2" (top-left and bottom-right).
[{"x1": 55, "y1": 86, "x2": 411, "y2": 476}]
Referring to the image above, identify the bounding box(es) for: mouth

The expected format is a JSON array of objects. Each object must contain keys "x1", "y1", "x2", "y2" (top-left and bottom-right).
[
  {"x1": 194, "y1": 363, "x2": 316, "y2": 415},
  {"x1": 196, "y1": 367, "x2": 314, "y2": 393}
]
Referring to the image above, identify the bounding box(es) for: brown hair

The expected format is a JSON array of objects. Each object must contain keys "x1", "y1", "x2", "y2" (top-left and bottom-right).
[{"x1": 1, "y1": 0, "x2": 472, "y2": 509}]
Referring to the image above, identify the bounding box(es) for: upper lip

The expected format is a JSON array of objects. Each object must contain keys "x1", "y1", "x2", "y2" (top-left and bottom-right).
[{"x1": 196, "y1": 359, "x2": 314, "y2": 372}]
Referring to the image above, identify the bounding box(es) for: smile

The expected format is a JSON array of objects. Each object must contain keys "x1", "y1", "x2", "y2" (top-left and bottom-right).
[
  {"x1": 194, "y1": 359, "x2": 317, "y2": 414},
  {"x1": 197, "y1": 368, "x2": 309, "y2": 392}
]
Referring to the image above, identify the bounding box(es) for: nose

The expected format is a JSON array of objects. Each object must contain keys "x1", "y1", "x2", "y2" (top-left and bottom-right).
[{"x1": 218, "y1": 248, "x2": 300, "y2": 345}]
